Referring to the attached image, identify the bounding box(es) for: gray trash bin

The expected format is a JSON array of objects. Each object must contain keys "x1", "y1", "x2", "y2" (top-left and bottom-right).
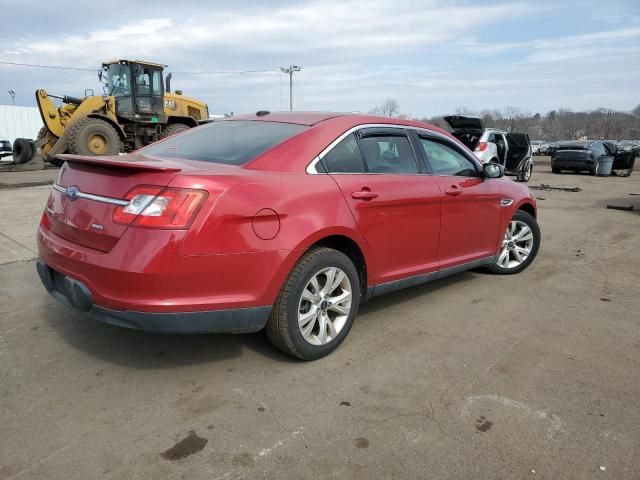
[{"x1": 595, "y1": 157, "x2": 613, "y2": 176}]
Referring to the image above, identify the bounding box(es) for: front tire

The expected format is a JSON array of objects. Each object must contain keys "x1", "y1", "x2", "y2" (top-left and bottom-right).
[
  {"x1": 488, "y1": 210, "x2": 540, "y2": 275},
  {"x1": 68, "y1": 118, "x2": 122, "y2": 156},
  {"x1": 266, "y1": 247, "x2": 361, "y2": 360}
]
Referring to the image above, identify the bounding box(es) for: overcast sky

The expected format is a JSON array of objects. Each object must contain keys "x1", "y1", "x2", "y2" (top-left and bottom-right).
[{"x1": 0, "y1": 0, "x2": 638, "y2": 117}]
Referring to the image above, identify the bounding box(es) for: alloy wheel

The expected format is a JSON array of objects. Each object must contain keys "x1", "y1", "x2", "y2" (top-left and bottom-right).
[
  {"x1": 297, "y1": 267, "x2": 353, "y2": 345},
  {"x1": 497, "y1": 220, "x2": 534, "y2": 269}
]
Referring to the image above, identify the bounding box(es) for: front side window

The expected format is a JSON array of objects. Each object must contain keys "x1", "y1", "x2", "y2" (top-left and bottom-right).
[
  {"x1": 358, "y1": 135, "x2": 419, "y2": 174},
  {"x1": 591, "y1": 142, "x2": 605, "y2": 157},
  {"x1": 142, "y1": 120, "x2": 307, "y2": 165},
  {"x1": 322, "y1": 134, "x2": 366, "y2": 173},
  {"x1": 135, "y1": 67, "x2": 152, "y2": 95},
  {"x1": 419, "y1": 137, "x2": 478, "y2": 177},
  {"x1": 107, "y1": 64, "x2": 131, "y2": 97}
]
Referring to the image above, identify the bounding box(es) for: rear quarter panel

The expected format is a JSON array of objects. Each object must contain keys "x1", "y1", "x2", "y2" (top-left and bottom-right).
[{"x1": 173, "y1": 171, "x2": 373, "y2": 303}]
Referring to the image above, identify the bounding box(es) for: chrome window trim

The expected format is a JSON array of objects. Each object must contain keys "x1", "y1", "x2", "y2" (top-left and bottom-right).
[
  {"x1": 306, "y1": 123, "x2": 482, "y2": 175},
  {"x1": 53, "y1": 183, "x2": 130, "y2": 206}
]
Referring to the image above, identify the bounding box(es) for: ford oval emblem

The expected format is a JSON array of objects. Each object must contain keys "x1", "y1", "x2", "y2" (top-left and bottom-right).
[{"x1": 65, "y1": 186, "x2": 80, "y2": 201}]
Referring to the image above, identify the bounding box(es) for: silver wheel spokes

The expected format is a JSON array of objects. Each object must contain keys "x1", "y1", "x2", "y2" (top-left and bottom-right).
[
  {"x1": 298, "y1": 267, "x2": 352, "y2": 346},
  {"x1": 497, "y1": 220, "x2": 534, "y2": 269}
]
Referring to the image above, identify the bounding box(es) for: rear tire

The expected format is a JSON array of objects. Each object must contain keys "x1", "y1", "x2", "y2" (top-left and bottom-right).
[
  {"x1": 68, "y1": 118, "x2": 122, "y2": 156},
  {"x1": 160, "y1": 123, "x2": 190, "y2": 139},
  {"x1": 551, "y1": 167, "x2": 561, "y2": 174},
  {"x1": 12, "y1": 138, "x2": 34, "y2": 164},
  {"x1": 266, "y1": 247, "x2": 361, "y2": 360},
  {"x1": 488, "y1": 210, "x2": 540, "y2": 275},
  {"x1": 517, "y1": 163, "x2": 533, "y2": 182}
]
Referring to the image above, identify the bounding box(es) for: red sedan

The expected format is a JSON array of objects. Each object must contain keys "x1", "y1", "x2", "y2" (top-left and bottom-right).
[{"x1": 37, "y1": 112, "x2": 540, "y2": 360}]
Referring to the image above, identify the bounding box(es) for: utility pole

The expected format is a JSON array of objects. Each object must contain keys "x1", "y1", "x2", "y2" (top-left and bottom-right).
[
  {"x1": 280, "y1": 65, "x2": 301, "y2": 111},
  {"x1": 8, "y1": 90, "x2": 15, "y2": 106}
]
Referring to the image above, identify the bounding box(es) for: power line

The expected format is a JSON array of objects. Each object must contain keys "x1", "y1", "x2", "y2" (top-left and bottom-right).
[
  {"x1": 0, "y1": 60, "x2": 280, "y2": 76},
  {"x1": 175, "y1": 69, "x2": 280, "y2": 75},
  {"x1": 0, "y1": 60, "x2": 96, "y2": 71}
]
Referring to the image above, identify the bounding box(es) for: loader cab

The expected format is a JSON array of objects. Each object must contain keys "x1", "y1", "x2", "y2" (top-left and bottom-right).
[{"x1": 103, "y1": 60, "x2": 167, "y2": 123}]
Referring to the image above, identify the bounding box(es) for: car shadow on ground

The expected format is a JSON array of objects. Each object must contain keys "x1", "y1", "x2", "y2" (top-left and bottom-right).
[
  {"x1": 43, "y1": 270, "x2": 484, "y2": 369},
  {"x1": 42, "y1": 304, "x2": 296, "y2": 368}
]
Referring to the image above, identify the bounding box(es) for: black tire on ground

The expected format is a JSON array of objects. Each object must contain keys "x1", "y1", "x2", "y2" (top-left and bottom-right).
[
  {"x1": 12, "y1": 138, "x2": 34, "y2": 164},
  {"x1": 487, "y1": 210, "x2": 541, "y2": 275},
  {"x1": 266, "y1": 247, "x2": 361, "y2": 360},
  {"x1": 160, "y1": 123, "x2": 190, "y2": 139},
  {"x1": 551, "y1": 167, "x2": 561, "y2": 174},
  {"x1": 68, "y1": 118, "x2": 122, "y2": 156}
]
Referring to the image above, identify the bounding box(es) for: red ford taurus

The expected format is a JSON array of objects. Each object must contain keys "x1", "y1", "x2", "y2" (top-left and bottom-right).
[{"x1": 37, "y1": 112, "x2": 540, "y2": 360}]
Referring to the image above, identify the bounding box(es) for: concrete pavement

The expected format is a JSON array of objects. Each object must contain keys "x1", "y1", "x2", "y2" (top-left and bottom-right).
[{"x1": 0, "y1": 162, "x2": 639, "y2": 479}]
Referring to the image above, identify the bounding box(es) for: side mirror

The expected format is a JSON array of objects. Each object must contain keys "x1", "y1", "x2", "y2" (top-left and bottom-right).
[{"x1": 483, "y1": 162, "x2": 504, "y2": 178}]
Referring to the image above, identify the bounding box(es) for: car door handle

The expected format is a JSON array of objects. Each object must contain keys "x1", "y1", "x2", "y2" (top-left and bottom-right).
[
  {"x1": 444, "y1": 186, "x2": 463, "y2": 196},
  {"x1": 351, "y1": 190, "x2": 378, "y2": 200}
]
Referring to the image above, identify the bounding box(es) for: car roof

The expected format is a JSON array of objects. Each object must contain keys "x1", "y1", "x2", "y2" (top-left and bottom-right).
[
  {"x1": 228, "y1": 111, "x2": 350, "y2": 126},
  {"x1": 556, "y1": 140, "x2": 595, "y2": 148},
  {"x1": 484, "y1": 128, "x2": 507, "y2": 134},
  {"x1": 238, "y1": 112, "x2": 458, "y2": 172}
]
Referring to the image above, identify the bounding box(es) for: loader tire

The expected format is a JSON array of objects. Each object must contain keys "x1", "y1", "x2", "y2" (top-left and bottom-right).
[
  {"x1": 160, "y1": 123, "x2": 190, "y2": 139},
  {"x1": 68, "y1": 118, "x2": 122, "y2": 156},
  {"x1": 12, "y1": 138, "x2": 34, "y2": 164}
]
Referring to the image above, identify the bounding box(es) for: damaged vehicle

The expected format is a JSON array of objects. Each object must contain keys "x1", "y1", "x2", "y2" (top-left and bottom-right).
[
  {"x1": 444, "y1": 115, "x2": 533, "y2": 182},
  {"x1": 551, "y1": 140, "x2": 634, "y2": 175},
  {"x1": 35, "y1": 112, "x2": 540, "y2": 360}
]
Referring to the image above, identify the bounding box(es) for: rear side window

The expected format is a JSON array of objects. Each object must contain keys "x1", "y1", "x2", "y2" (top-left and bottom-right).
[
  {"x1": 142, "y1": 120, "x2": 307, "y2": 165},
  {"x1": 322, "y1": 134, "x2": 366, "y2": 173},
  {"x1": 358, "y1": 135, "x2": 419, "y2": 174},
  {"x1": 419, "y1": 137, "x2": 478, "y2": 177}
]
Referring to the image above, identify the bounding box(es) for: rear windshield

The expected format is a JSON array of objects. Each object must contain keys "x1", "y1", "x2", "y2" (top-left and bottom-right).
[{"x1": 141, "y1": 120, "x2": 307, "y2": 165}]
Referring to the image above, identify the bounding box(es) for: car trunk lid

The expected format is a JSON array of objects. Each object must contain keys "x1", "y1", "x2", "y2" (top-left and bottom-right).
[
  {"x1": 443, "y1": 115, "x2": 485, "y2": 132},
  {"x1": 45, "y1": 154, "x2": 189, "y2": 252}
]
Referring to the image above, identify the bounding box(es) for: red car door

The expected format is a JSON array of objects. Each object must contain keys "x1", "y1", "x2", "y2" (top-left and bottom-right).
[
  {"x1": 417, "y1": 134, "x2": 502, "y2": 268},
  {"x1": 321, "y1": 129, "x2": 441, "y2": 285}
]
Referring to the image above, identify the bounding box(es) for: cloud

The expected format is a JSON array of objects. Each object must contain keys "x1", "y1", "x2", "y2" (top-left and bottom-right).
[
  {"x1": 1, "y1": 0, "x2": 537, "y2": 66},
  {"x1": 0, "y1": 0, "x2": 638, "y2": 116}
]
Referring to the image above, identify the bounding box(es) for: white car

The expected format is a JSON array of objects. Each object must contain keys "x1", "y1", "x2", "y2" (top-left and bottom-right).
[
  {"x1": 531, "y1": 141, "x2": 542, "y2": 155},
  {"x1": 443, "y1": 115, "x2": 534, "y2": 182}
]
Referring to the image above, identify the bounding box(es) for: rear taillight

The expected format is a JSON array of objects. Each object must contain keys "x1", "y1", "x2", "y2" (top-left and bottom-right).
[
  {"x1": 113, "y1": 185, "x2": 207, "y2": 229},
  {"x1": 475, "y1": 141, "x2": 488, "y2": 152}
]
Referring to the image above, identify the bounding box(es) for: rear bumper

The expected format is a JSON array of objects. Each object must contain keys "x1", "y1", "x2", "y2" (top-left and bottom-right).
[
  {"x1": 552, "y1": 159, "x2": 593, "y2": 169},
  {"x1": 36, "y1": 260, "x2": 271, "y2": 334}
]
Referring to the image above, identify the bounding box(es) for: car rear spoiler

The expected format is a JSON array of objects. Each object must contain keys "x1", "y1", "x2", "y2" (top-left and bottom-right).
[{"x1": 56, "y1": 154, "x2": 183, "y2": 173}]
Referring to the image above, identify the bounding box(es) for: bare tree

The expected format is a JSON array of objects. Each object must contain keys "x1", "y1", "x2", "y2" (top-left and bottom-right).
[{"x1": 370, "y1": 98, "x2": 401, "y2": 117}]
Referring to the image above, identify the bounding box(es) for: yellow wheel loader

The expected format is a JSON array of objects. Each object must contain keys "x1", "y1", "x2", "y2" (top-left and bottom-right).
[{"x1": 8, "y1": 60, "x2": 209, "y2": 171}]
